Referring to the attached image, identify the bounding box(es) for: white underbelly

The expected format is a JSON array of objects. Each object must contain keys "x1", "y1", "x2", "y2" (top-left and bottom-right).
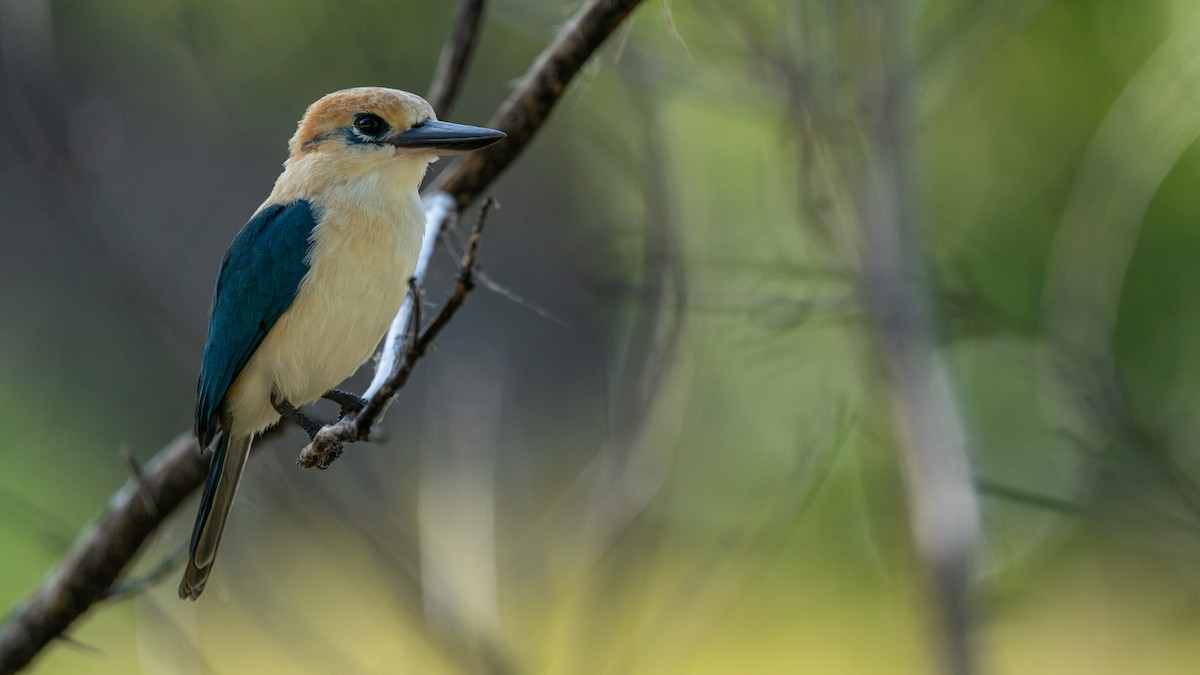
[{"x1": 223, "y1": 196, "x2": 422, "y2": 437}]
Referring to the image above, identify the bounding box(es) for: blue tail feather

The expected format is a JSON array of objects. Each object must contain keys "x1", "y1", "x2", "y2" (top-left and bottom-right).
[{"x1": 189, "y1": 431, "x2": 228, "y2": 556}]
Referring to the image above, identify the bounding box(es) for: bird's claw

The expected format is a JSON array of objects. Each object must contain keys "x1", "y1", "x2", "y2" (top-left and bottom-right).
[{"x1": 321, "y1": 389, "x2": 368, "y2": 420}]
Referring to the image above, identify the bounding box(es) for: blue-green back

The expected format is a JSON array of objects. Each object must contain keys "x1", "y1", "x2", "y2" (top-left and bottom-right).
[{"x1": 195, "y1": 200, "x2": 316, "y2": 446}]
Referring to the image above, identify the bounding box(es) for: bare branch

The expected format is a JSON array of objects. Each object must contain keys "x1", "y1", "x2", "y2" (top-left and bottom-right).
[
  {"x1": 426, "y1": 0, "x2": 489, "y2": 118},
  {"x1": 855, "y1": 3, "x2": 979, "y2": 673}
]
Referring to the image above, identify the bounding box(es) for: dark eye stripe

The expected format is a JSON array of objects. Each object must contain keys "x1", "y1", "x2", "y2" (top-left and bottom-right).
[{"x1": 299, "y1": 114, "x2": 392, "y2": 148}]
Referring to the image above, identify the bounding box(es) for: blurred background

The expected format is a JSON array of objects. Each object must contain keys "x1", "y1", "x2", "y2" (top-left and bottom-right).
[{"x1": 4, "y1": 0, "x2": 1200, "y2": 672}]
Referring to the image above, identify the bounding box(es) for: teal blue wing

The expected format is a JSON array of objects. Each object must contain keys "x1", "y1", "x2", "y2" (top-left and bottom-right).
[{"x1": 194, "y1": 200, "x2": 317, "y2": 447}]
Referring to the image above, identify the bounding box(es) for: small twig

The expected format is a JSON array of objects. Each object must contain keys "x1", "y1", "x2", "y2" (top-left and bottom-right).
[
  {"x1": 52, "y1": 634, "x2": 101, "y2": 655},
  {"x1": 0, "y1": 487, "x2": 76, "y2": 553},
  {"x1": 426, "y1": 0, "x2": 489, "y2": 118},
  {"x1": 406, "y1": 276, "x2": 423, "y2": 349},
  {"x1": 297, "y1": 197, "x2": 498, "y2": 469},
  {"x1": 438, "y1": 229, "x2": 567, "y2": 326},
  {"x1": 975, "y1": 478, "x2": 1080, "y2": 516},
  {"x1": 120, "y1": 445, "x2": 157, "y2": 518},
  {"x1": 475, "y1": 269, "x2": 568, "y2": 327},
  {"x1": 102, "y1": 546, "x2": 188, "y2": 601}
]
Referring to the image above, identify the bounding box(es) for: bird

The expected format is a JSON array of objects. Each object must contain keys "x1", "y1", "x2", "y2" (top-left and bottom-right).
[{"x1": 179, "y1": 87, "x2": 505, "y2": 600}]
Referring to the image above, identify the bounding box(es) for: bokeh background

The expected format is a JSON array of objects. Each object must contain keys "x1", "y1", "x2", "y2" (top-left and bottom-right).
[{"x1": 4, "y1": 0, "x2": 1200, "y2": 673}]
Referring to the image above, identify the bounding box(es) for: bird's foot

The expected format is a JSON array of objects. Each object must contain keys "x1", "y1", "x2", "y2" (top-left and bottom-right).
[
  {"x1": 321, "y1": 389, "x2": 368, "y2": 420},
  {"x1": 298, "y1": 439, "x2": 343, "y2": 470},
  {"x1": 271, "y1": 396, "x2": 324, "y2": 440}
]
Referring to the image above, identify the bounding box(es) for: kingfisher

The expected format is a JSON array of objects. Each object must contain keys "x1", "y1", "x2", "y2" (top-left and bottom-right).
[{"x1": 180, "y1": 87, "x2": 504, "y2": 600}]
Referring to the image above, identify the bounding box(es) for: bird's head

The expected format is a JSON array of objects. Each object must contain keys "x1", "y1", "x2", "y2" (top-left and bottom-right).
[{"x1": 283, "y1": 87, "x2": 504, "y2": 189}]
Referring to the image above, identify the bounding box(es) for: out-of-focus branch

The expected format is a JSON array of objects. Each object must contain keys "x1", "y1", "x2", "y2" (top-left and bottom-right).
[
  {"x1": 429, "y1": 0, "x2": 646, "y2": 207},
  {"x1": 426, "y1": 0, "x2": 489, "y2": 118},
  {"x1": 0, "y1": 0, "x2": 646, "y2": 669},
  {"x1": 0, "y1": 434, "x2": 205, "y2": 674},
  {"x1": 855, "y1": 3, "x2": 979, "y2": 675}
]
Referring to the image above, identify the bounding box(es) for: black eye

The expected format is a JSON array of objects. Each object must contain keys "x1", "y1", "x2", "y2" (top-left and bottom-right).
[{"x1": 354, "y1": 114, "x2": 385, "y2": 136}]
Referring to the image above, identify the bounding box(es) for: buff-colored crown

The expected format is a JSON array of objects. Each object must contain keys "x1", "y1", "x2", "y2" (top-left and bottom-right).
[{"x1": 288, "y1": 87, "x2": 435, "y2": 154}]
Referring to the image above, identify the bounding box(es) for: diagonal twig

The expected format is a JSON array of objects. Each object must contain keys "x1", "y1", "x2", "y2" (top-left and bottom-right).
[{"x1": 102, "y1": 546, "x2": 189, "y2": 601}]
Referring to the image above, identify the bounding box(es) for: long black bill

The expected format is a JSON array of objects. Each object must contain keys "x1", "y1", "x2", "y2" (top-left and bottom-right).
[{"x1": 391, "y1": 119, "x2": 506, "y2": 153}]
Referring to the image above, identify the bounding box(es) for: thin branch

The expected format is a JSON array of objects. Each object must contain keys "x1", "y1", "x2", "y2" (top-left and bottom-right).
[
  {"x1": 439, "y1": 225, "x2": 567, "y2": 326},
  {"x1": 121, "y1": 445, "x2": 158, "y2": 518},
  {"x1": 102, "y1": 546, "x2": 189, "y2": 601},
  {"x1": 0, "y1": 0, "x2": 647, "y2": 667},
  {"x1": 426, "y1": 0, "x2": 489, "y2": 118},
  {"x1": 474, "y1": 268, "x2": 568, "y2": 326},
  {"x1": 298, "y1": 198, "x2": 498, "y2": 470},
  {"x1": 855, "y1": 3, "x2": 979, "y2": 674},
  {"x1": 0, "y1": 487, "x2": 76, "y2": 553},
  {"x1": 975, "y1": 478, "x2": 1081, "y2": 516}
]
